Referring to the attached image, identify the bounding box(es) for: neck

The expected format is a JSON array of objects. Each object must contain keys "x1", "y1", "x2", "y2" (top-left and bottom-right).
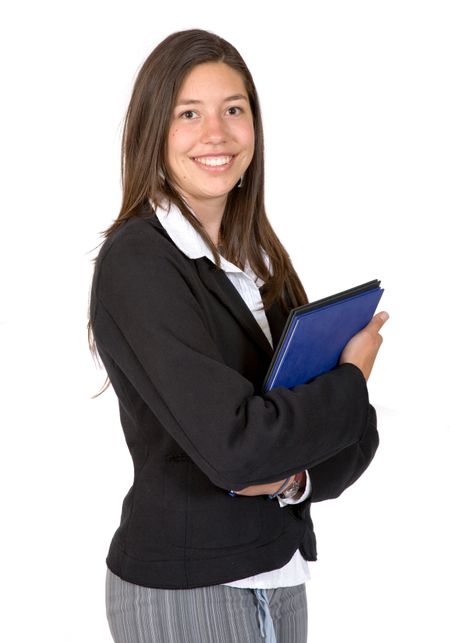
[{"x1": 182, "y1": 195, "x2": 226, "y2": 247}]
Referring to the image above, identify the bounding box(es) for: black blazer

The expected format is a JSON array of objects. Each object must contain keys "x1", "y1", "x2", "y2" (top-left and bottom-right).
[{"x1": 90, "y1": 205, "x2": 379, "y2": 589}]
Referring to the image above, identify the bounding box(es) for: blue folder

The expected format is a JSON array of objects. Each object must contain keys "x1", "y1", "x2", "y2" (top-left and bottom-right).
[{"x1": 263, "y1": 280, "x2": 384, "y2": 392}]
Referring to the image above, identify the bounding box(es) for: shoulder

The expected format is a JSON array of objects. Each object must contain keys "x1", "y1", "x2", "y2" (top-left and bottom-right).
[
  {"x1": 94, "y1": 209, "x2": 196, "y2": 281},
  {"x1": 91, "y1": 210, "x2": 203, "y2": 309},
  {"x1": 90, "y1": 212, "x2": 209, "y2": 331},
  {"x1": 98, "y1": 211, "x2": 173, "y2": 261}
]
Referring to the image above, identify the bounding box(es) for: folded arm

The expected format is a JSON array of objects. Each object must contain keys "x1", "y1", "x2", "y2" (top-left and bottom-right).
[{"x1": 92, "y1": 224, "x2": 372, "y2": 491}]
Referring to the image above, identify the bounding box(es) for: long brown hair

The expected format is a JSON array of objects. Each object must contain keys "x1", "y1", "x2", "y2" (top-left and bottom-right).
[{"x1": 88, "y1": 29, "x2": 307, "y2": 383}]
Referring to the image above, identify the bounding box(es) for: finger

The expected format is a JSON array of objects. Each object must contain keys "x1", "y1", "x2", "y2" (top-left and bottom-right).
[{"x1": 367, "y1": 311, "x2": 389, "y2": 333}]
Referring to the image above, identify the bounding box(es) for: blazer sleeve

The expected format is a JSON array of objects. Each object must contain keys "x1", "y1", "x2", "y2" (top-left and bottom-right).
[
  {"x1": 307, "y1": 404, "x2": 379, "y2": 502},
  {"x1": 91, "y1": 224, "x2": 373, "y2": 491}
]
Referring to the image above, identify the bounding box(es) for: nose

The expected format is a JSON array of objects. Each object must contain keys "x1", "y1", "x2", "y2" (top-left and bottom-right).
[{"x1": 201, "y1": 114, "x2": 228, "y2": 144}]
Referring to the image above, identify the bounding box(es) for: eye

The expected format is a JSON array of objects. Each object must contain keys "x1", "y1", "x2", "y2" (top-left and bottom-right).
[
  {"x1": 227, "y1": 106, "x2": 242, "y2": 116},
  {"x1": 180, "y1": 110, "x2": 198, "y2": 120}
]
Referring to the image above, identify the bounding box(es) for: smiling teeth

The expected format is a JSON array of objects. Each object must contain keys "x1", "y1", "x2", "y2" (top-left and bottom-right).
[{"x1": 195, "y1": 156, "x2": 232, "y2": 166}]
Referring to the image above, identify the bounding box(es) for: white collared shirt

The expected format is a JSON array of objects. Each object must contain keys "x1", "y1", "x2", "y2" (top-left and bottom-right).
[{"x1": 154, "y1": 201, "x2": 311, "y2": 588}]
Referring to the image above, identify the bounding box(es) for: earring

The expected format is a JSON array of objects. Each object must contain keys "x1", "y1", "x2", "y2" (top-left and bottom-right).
[{"x1": 237, "y1": 175, "x2": 244, "y2": 188}]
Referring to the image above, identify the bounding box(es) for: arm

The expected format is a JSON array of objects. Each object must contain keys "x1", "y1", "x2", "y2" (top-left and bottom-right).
[
  {"x1": 233, "y1": 404, "x2": 378, "y2": 502},
  {"x1": 92, "y1": 226, "x2": 372, "y2": 491},
  {"x1": 231, "y1": 470, "x2": 309, "y2": 500},
  {"x1": 308, "y1": 404, "x2": 379, "y2": 502},
  {"x1": 234, "y1": 403, "x2": 378, "y2": 502},
  {"x1": 302, "y1": 313, "x2": 387, "y2": 501},
  {"x1": 232, "y1": 311, "x2": 388, "y2": 498}
]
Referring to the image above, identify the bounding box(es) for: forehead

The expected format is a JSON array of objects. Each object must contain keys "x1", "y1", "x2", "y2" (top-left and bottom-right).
[{"x1": 176, "y1": 62, "x2": 249, "y2": 101}]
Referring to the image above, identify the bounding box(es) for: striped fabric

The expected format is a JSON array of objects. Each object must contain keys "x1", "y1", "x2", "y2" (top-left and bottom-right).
[{"x1": 106, "y1": 568, "x2": 308, "y2": 643}]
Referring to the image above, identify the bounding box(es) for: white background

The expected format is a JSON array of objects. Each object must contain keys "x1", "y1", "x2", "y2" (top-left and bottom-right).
[{"x1": 1, "y1": 1, "x2": 449, "y2": 641}]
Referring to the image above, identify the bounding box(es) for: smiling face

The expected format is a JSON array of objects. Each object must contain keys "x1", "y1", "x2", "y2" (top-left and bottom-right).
[{"x1": 166, "y1": 62, "x2": 255, "y2": 217}]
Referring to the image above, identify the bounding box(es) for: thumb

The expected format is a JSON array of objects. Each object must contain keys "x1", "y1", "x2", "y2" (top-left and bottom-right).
[{"x1": 368, "y1": 311, "x2": 389, "y2": 333}]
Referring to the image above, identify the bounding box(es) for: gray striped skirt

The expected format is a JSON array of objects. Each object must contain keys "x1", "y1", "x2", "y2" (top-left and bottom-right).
[{"x1": 106, "y1": 568, "x2": 308, "y2": 643}]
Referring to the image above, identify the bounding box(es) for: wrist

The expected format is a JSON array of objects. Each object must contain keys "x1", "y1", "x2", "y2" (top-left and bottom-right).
[
  {"x1": 268, "y1": 476, "x2": 292, "y2": 500},
  {"x1": 278, "y1": 472, "x2": 306, "y2": 501}
]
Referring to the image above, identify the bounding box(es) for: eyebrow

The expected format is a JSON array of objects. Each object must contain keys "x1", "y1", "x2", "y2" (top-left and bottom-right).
[{"x1": 175, "y1": 94, "x2": 248, "y2": 107}]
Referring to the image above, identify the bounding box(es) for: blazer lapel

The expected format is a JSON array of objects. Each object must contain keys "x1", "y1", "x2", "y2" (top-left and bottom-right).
[
  {"x1": 145, "y1": 209, "x2": 287, "y2": 361},
  {"x1": 262, "y1": 288, "x2": 290, "y2": 349},
  {"x1": 195, "y1": 258, "x2": 275, "y2": 359}
]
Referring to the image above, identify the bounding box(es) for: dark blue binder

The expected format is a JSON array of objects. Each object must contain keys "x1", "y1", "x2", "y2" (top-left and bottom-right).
[{"x1": 263, "y1": 280, "x2": 384, "y2": 392}]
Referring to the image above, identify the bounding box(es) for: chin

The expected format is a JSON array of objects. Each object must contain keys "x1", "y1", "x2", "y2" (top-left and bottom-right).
[{"x1": 202, "y1": 179, "x2": 239, "y2": 196}]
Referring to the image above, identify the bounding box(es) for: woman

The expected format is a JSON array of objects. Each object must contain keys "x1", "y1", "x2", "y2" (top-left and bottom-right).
[{"x1": 89, "y1": 29, "x2": 388, "y2": 643}]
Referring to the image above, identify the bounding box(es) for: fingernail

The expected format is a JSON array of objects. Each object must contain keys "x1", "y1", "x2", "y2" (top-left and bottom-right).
[{"x1": 380, "y1": 311, "x2": 389, "y2": 321}]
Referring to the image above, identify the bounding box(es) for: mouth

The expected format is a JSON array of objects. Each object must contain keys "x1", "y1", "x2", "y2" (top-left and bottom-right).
[{"x1": 191, "y1": 155, "x2": 236, "y2": 171}]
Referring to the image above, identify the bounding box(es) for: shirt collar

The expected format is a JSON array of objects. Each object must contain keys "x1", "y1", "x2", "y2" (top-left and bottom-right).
[{"x1": 153, "y1": 201, "x2": 261, "y2": 279}]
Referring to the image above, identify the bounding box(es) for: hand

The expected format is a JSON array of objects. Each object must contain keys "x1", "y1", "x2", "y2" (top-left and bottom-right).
[
  {"x1": 339, "y1": 311, "x2": 389, "y2": 381},
  {"x1": 235, "y1": 473, "x2": 304, "y2": 497}
]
